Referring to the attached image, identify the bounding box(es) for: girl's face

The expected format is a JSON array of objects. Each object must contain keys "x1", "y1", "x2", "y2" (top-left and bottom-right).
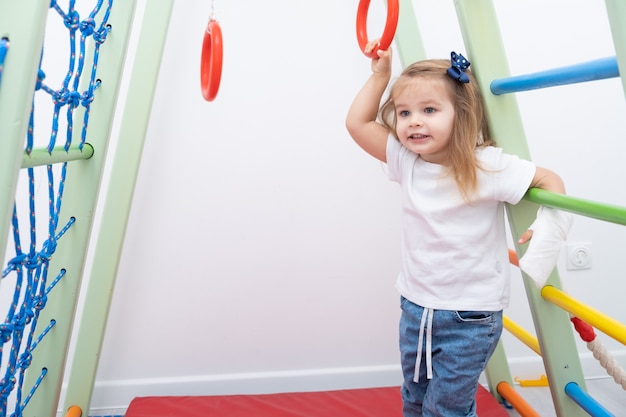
[{"x1": 393, "y1": 78, "x2": 455, "y2": 165}]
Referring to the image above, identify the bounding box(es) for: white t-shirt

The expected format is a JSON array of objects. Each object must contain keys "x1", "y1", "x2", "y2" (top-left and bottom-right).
[{"x1": 386, "y1": 137, "x2": 536, "y2": 311}]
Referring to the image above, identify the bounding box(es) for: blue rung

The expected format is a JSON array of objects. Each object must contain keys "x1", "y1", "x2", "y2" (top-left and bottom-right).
[
  {"x1": 490, "y1": 56, "x2": 619, "y2": 95},
  {"x1": 564, "y1": 382, "x2": 614, "y2": 417}
]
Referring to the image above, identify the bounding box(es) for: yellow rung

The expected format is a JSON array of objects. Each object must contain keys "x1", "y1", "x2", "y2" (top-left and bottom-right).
[
  {"x1": 541, "y1": 286, "x2": 626, "y2": 345},
  {"x1": 503, "y1": 315, "x2": 541, "y2": 355}
]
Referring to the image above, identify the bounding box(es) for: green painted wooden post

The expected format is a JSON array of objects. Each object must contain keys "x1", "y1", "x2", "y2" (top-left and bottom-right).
[
  {"x1": 605, "y1": 0, "x2": 626, "y2": 99},
  {"x1": 21, "y1": 2, "x2": 140, "y2": 416},
  {"x1": 393, "y1": 0, "x2": 426, "y2": 67},
  {"x1": 454, "y1": 1, "x2": 587, "y2": 416},
  {"x1": 63, "y1": 1, "x2": 175, "y2": 413},
  {"x1": 0, "y1": 0, "x2": 49, "y2": 290}
]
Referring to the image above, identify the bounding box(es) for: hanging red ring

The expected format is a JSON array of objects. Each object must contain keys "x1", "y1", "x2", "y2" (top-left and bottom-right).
[
  {"x1": 356, "y1": 0, "x2": 399, "y2": 59},
  {"x1": 200, "y1": 19, "x2": 223, "y2": 102}
]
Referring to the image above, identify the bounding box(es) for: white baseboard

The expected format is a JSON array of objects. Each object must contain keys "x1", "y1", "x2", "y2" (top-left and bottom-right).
[{"x1": 64, "y1": 350, "x2": 626, "y2": 416}]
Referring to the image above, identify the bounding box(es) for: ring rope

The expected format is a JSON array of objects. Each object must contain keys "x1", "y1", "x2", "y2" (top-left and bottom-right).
[
  {"x1": 587, "y1": 339, "x2": 626, "y2": 390},
  {"x1": 571, "y1": 317, "x2": 626, "y2": 390},
  {"x1": 356, "y1": 0, "x2": 399, "y2": 58},
  {"x1": 200, "y1": 19, "x2": 223, "y2": 102}
]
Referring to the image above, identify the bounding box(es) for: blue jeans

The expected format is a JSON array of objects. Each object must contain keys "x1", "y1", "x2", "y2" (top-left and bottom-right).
[{"x1": 399, "y1": 297, "x2": 503, "y2": 417}]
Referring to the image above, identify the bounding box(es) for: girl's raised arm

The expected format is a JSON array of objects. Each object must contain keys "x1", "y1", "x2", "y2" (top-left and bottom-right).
[{"x1": 346, "y1": 48, "x2": 393, "y2": 163}]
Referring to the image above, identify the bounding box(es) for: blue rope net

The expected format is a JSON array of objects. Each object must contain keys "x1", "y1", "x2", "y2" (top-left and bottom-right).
[
  {"x1": 1, "y1": 1, "x2": 113, "y2": 416},
  {"x1": 0, "y1": 37, "x2": 8, "y2": 87}
]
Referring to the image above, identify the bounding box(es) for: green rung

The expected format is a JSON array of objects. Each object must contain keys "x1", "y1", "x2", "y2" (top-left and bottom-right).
[
  {"x1": 525, "y1": 188, "x2": 626, "y2": 226},
  {"x1": 22, "y1": 144, "x2": 94, "y2": 169}
]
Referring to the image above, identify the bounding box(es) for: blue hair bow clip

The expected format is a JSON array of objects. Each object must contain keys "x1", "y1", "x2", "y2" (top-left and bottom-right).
[{"x1": 446, "y1": 51, "x2": 470, "y2": 83}]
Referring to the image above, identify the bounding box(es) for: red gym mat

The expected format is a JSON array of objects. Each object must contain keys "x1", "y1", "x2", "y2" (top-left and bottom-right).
[{"x1": 125, "y1": 385, "x2": 509, "y2": 416}]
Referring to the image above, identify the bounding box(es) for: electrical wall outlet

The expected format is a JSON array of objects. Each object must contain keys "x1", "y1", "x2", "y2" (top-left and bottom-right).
[{"x1": 566, "y1": 243, "x2": 592, "y2": 270}]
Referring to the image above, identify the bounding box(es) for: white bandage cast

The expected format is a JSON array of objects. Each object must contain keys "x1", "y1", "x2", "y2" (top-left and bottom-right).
[{"x1": 518, "y1": 207, "x2": 574, "y2": 288}]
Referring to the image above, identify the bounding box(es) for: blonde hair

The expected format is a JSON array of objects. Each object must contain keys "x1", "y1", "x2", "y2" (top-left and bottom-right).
[{"x1": 379, "y1": 59, "x2": 494, "y2": 201}]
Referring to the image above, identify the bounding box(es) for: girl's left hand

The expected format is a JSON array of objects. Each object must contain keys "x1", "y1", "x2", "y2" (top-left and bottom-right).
[{"x1": 518, "y1": 229, "x2": 533, "y2": 245}]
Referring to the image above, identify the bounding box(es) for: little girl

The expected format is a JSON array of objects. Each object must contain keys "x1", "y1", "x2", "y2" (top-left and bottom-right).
[{"x1": 346, "y1": 44, "x2": 571, "y2": 417}]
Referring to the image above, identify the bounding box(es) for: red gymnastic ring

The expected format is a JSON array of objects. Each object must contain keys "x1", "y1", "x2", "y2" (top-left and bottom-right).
[
  {"x1": 200, "y1": 19, "x2": 223, "y2": 102},
  {"x1": 356, "y1": 0, "x2": 399, "y2": 59}
]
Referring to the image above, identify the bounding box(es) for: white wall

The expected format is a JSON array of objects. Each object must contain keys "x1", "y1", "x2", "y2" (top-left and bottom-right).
[{"x1": 69, "y1": 0, "x2": 625, "y2": 411}]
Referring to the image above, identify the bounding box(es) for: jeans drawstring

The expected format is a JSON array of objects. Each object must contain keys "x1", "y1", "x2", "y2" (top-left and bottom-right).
[{"x1": 413, "y1": 307, "x2": 434, "y2": 382}]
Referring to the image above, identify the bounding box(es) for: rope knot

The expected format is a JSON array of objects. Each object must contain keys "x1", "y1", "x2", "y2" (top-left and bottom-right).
[
  {"x1": 13, "y1": 313, "x2": 30, "y2": 332},
  {"x1": 64, "y1": 10, "x2": 80, "y2": 31},
  {"x1": 93, "y1": 26, "x2": 110, "y2": 44},
  {"x1": 6, "y1": 254, "x2": 26, "y2": 270},
  {"x1": 41, "y1": 238, "x2": 57, "y2": 260},
  {"x1": 0, "y1": 324, "x2": 14, "y2": 343},
  {"x1": 80, "y1": 18, "x2": 96, "y2": 36},
  {"x1": 35, "y1": 69, "x2": 46, "y2": 90},
  {"x1": 33, "y1": 294, "x2": 48, "y2": 311},
  {"x1": 2, "y1": 253, "x2": 41, "y2": 277},
  {"x1": 53, "y1": 88, "x2": 70, "y2": 106},
  {"x1": 24, "y1": 253, "x2": 42, "y2": 270},
  {"x1": 18, "y1": 351, "x2": 32, "y2": 369},
  {"x1": 571, "y1": 317, "x2": 596, "y2": 342},
  {"x1": 81, "y1": 90, "x2": 95, "y2": 106},
  {"x1": 0, "y1": 378, "x2": 16, "y2": 398},
  {"x1": 68, "y1": 90, "x2": 81, "y2": 109}
]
